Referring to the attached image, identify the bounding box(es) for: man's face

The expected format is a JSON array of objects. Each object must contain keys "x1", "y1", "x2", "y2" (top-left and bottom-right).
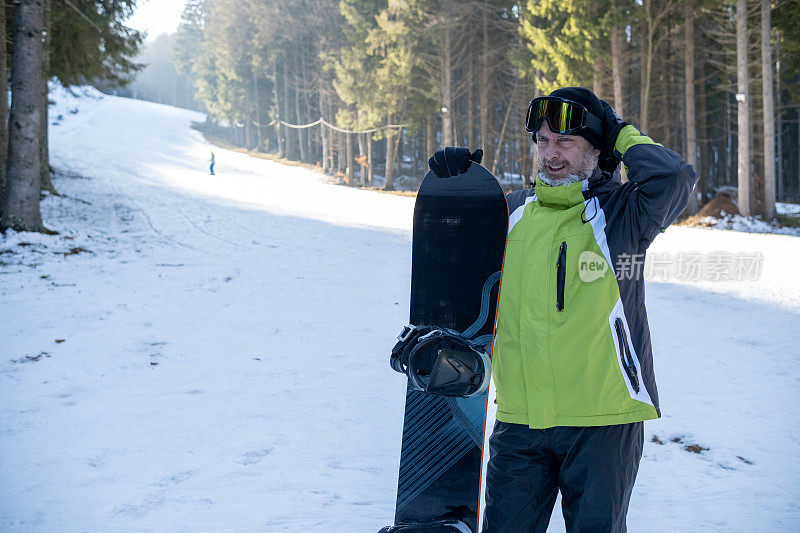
[{"x1": 536, "y1": 122, "x2": 600, "y2": 182}]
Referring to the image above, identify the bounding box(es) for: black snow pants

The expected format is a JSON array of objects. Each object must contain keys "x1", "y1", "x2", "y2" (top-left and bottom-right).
[{"x1": 482, "y1": 421, "x2": 643, "y2": 533}]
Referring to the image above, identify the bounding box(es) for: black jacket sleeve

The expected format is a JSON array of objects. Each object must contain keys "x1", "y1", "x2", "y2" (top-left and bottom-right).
[{"x1": 614, "y1": 125, "x2": 698, "y2": 244}]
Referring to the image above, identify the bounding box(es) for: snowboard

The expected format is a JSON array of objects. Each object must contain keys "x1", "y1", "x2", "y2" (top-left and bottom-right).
[{"x1": 381, "y1": 163, "x2": 508, "y2": 533}]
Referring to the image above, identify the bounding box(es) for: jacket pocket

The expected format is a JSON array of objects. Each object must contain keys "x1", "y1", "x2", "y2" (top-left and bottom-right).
[
  {"x1": 556, "y1": 241, "x2": 566, "y2": 312},
  {"x1": 614, "y1": 317, "x2": 640, "y2": 393}
]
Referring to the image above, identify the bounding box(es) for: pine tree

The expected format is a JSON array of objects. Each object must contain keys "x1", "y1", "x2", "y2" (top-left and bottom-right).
[
  {"x1": 140, "y1": 0, "x2": 799, "y2": 202},
  {"x1": 1, "y1": 0, "x2": 142, "y2": 231},
  {"x1": 519, "y1": 0, "x2": 609, "y2": 94},
  {"x1": 173, "y1": 0, "x2": 206, "y2": 77},
  {"x1": 50, "y1": 0, "x2": 143, "y2": 86},
  {"x1": 335, "y1": 0, "x2": 419, "y2": 189}
]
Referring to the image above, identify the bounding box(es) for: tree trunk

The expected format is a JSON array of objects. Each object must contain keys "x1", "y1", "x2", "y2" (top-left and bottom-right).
[
  {"x1": 611, "y1": 17, "x2": 625, "y2": 117},
  {"x1": 592, "y1": 47, "x2": 603, "y2": 99},
  {"x1": 283, "y1": 63, "x2": 294, "y2": 159},
  {"x1": 736, "y1": 0, "x2": 751, "y2": 216},
  {"x1": 684, "y1": 0, "x2": 698, "y2": 214},
  {"x1": 727, "y1": 93, "x2": 734, "y2": 186},
  {"x1": 384, "y1": 114, "x2": 396, "y2": 190},
  {"x1": 761, "y1": 0, "x2": 775, "y2": 219},
  {"x1": 253, "y1": 69, "x2": 262, "y2": 149},
  {"x1": 775, "y1": 38, "x2": 782, "y2": 201},
  {"x1": 327, "y1": 92, "x2": 335, "y2": 171},
  {"x1": 396, "y1": 128, "x2": 404, "y2": 175},
  {"x1": 2, "y1": 0, "x2": 46, "y2": 232},
  {"x1": 346, "y1": 132, "x2": 353, "y2": 185},
  {"x1": 640, "y1": 0, "x2": 654, "y2": 133},
  {"x1": 697, "y1": 42, "x2": 709, "y2": 202},
  {"x1": 0, "y1": 0, "x2": 8, "y2": 210},
  {"x1": 300, "y1": 47, "x2": 312, "y2": 160},
  {"x1": 356, "y1": 129, "x2": 365, "y2": 183},
  {"x1": 530, "y1": 74, "x2": 543, "y2": 186},
  {"x1": 294, "y1": 66, "x2": 305, "y2": 162},
  {"x1": 452, "y1": 103, "x2": 458, "y2": 145},
  {"x1": 39, "y1": 0, "x2": 54, "y2": 194},
  {"x1": 492, "y1": 79, "x2": 518, "y2": 176},
  {"x1": 367, "y1": 133, "x2": 373, "y2": 186},
  {"x1": 525, "y1": 144, "x2": 534, "y2": 188},
  {"x1": 337, "y1": 130, "x2": 344, "y2": 175},
  {"x1": 426, "y1": 118, "x2": 434, "y2": 160},
  {"x1": 480, "y1": 13, "x2": 491, "y2": 167},
  {"x1": 658, "y1": 26, "x2": 670, "y2": 146},
  {"x1": 273, "y1": 62, "x2": 283, "y2": 158},
  {"x1": 612, "y1": 23, "x2": 629, "y2": 184},
  {"x1": 319, "y1": 91, "x2": 328, "y2": 173},
  {"x1": 467, "y1": 56, "x2": 474, "y2": 149},
  {"x1": 441, "y1": 19, "x2": 453, "y2": 147},
  {"x1": 395, "y1": 130, "x2": 402, "y2": 182}
]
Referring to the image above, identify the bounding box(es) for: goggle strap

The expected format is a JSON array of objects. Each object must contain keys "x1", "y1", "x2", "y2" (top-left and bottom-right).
[{"x1": 583, "y1": 111, "x2": 602, "y2": 137}]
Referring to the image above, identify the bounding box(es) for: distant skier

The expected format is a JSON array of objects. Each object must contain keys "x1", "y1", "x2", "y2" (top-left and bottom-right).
[{"x1": 209, "y1": 152, "x2": 216, "y2": 175}]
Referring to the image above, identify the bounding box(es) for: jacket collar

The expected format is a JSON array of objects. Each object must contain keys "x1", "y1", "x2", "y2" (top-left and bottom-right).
[{"x1": 534, "y1": 176, "x2": 587, "y2": 209}]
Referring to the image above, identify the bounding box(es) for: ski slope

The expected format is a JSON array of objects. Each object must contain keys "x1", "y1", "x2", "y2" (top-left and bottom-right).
[{"x1": 1, "y1": 88, "x2": 799, "y2": 532}]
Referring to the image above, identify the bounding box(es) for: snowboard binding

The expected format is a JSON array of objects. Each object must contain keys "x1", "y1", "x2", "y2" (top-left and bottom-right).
[
  {"x1": 390, "y1": 325, "x2": 491, "y2": 398},
  {"x1": 379, "y1": 519, "x2": 472, "y2": 533}
]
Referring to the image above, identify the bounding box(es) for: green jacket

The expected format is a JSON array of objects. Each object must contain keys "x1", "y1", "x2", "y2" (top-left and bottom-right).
[{"x1": 492, "y1": 125, "x2": 698, "y2": 428}]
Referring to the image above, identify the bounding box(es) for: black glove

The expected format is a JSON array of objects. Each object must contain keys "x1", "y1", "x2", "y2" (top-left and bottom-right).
[
  {"x1": 428, "y1": 147, "x2": 483, "y2": 179},
  {"x1": 598, "y1": 151, "x2": 620, "y2": 174},
  {"x1": 599, "y1": 100, "x2": 628, "y2": 157}
]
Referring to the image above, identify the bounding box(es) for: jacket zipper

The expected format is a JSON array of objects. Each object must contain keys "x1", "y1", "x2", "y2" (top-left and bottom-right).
[
  {"x1": 614, "y1": 317, "x2": 640, "y2": 393},
  {"x1": 556, "y1": 241, "x2": 566, "y2": 312}
]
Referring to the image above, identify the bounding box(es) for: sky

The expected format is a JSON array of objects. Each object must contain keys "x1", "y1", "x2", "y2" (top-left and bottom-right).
[{"x1": 127, "y1": 0, "x2": 187, "y2": 42}]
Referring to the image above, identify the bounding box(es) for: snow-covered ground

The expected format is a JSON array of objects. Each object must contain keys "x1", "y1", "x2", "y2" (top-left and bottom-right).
[
  {"x1": 1, "y1": 88, "x2": 799, "y2": 532},
  {"x1": 695, "y1": 212, "x2": 800, "y2": 236},
  {"x1": 776, "y1": 202, "x2": 800, "y2": 216}
]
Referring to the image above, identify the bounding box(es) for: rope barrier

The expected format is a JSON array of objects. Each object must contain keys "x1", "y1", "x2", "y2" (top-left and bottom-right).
[
  {"x1": 278, "y1": 119, "x2": 323, "y2": 130},
  {"x1": 253, "y1": 117, "x2": 405, "y2": 134}
]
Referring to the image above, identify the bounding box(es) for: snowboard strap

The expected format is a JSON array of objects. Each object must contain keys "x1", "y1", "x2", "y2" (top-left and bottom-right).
[
  {"x1": 391, "y1": 325, "x2": 437, "y2": 374},
  {"x1": 461, "y1": 270, "x2": 501, "y2": 339}
]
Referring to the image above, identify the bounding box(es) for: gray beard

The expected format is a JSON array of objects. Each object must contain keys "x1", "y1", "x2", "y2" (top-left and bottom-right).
[
  {"x1": 537, "y1": 171, "x2": 585, "y2": 187},
  {"x1": 537, "y1": 146, "x2": 599, "y2": 187}
]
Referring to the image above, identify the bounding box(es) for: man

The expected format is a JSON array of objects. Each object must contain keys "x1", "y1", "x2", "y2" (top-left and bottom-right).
[{"x1": 429, "y1": 87, "x2": 697, "y2": 532}]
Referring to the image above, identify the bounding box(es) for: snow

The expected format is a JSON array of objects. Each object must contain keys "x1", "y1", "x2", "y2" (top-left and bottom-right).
[
  {"x1": 776, "y1": 202, "x2": 800, "y2": 216},
  {"x1": 1, "y1": 87, "x2": 799, "y2": 532},
  {"x1": 697, "y1": 212, "x2": 800, "y2": 236}
]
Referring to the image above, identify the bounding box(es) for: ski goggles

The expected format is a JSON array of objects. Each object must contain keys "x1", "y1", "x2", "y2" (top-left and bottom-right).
[{"x1": 525, "y1": 96, "x2": 602, "y2": 137}]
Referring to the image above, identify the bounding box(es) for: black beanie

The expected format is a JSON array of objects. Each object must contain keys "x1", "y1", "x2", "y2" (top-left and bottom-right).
[{"x1": 542, "y1": 87, "x2": 604, "y2": 150}]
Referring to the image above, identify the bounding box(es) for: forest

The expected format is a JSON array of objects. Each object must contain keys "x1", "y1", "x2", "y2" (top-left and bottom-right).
[{"x1": 155, "y1": 0, "x2": 800, "y2": 218}]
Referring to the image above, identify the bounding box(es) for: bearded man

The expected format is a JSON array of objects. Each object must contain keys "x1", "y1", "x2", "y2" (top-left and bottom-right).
[{"x1": 428, "y1": 87, "x2": 698, "y2": 532}]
